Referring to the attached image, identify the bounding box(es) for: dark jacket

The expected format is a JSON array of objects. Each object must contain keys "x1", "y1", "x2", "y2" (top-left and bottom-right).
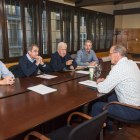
[
  {"x1": 18, "y1": 54, "x2": 51, "y2": 77},
  {"x1": 50, "y1": 52, "x2": 77, "y2": 71}
]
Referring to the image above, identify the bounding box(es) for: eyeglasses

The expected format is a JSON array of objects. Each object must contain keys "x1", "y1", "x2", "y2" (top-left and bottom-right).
[{"x1": 109, "y1": 52, "x2": 117, "y2": 55}]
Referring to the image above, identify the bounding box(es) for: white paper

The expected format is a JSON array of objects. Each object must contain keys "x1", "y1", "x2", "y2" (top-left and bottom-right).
[
  {"x1": 36, "y1": 74, "x2": 57, "y2": 79},
  {"x1": 27, "y1": 84, "x2": 57, "y2": 95},
  {"x1": 134, "y1": 61, "x2": 140, "y2": 64},
  {"x1": 79, "y1": 80, "x2": 98, "y2": 87},
  {"x1": 75, "y1": 71, "x2": 89, "y2": 74}
]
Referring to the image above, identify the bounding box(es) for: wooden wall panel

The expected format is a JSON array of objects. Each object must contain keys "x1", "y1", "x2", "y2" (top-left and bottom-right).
[{"x1": 113, "y1": 28, "x2": 140, "y2": 54}]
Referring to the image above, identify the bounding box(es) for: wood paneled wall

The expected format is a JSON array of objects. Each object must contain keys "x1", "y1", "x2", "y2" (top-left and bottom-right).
[{"x1": 113, "y1": 28, "x2": 140, "y2": 54}]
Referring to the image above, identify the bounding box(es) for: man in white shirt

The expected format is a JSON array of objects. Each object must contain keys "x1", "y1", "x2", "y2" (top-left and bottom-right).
[{"x1": 91, "y1": 44, "x2": 140, "y2": 134}]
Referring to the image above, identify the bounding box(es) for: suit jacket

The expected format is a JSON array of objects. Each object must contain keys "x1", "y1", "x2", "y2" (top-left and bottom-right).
[
  {"x1": 50, "y1": 52, "x2": 77, "y2": 71},
  {"x1": 18, "y1": 54, "x2": 51, "y2": 77}
]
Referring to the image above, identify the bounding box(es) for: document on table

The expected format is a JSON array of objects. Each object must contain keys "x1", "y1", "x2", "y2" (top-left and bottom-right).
[
  {"x1": 27, "y1": 84, "x2": 57, "y2": 95},
  {"x1": 134, "y1": 61, "x2": 140, "y2": 64},
  {"x1": 36, "y1": 74, "x2": 57, "y2": 79},
  {"x1": 75, "y1": 71, "x2": 89, "y2": 74},
  {"x1": 79, "y1": 80, "x2": 98, "y2": 88}
]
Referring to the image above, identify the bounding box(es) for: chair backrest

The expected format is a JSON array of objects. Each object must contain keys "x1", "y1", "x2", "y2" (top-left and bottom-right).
[
  {"x1": 44, "y1": 62, "x2": 51, "y2": 67},
  {"x1": 68, "y1": 110, "x2": 108, "y2": 140},
  {"x1": 98, "y1": 57, "x2": 103, "y2": 63},
  {"x1": 8, "y1": 65, "x2": 18, "y2": 78}
]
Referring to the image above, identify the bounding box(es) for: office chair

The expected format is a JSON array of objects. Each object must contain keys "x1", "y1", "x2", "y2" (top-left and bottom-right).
[
  {"x1": 24, "y1": 110, "x2": 108, "y2": 140},
  {"x1": 98, "y1": 57, "x2": 103, "y2": 63},
  {"x1": 103, "y1": 101, "x2": 140, "y2": 129},
  {"x1": 8, "y1": 65, "x2": 18, "y2": 78},
  {"x1": 44, "y1": 62, "x2": 51, "y2": 67}
]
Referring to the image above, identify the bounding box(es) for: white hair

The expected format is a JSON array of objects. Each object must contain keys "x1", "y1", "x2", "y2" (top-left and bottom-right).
[{"x1": 57, "y1": 42, "x2": 67, "y2": 49}]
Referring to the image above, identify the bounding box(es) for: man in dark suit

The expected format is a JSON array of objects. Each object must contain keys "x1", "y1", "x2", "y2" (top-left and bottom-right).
[
  {"x1": 18, "y1": 44, "x2": 51, "y2": 77},
  {"x1": 50, "y1": 42, "x2": 77, "y2": 71}
]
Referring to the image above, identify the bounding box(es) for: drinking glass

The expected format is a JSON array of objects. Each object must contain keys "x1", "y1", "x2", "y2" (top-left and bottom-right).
[{"x1": 93, "y1": 64, "x2": 102, "y2": 81}]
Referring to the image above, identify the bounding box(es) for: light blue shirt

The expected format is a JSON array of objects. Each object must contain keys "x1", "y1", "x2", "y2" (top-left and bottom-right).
[
  {"x1": 0, "y1": 61, "x2": 14, "y2": 80},
  {"x1": 75, "y1": 49, "x2": 99, "y2": 66},
  {"x1": 98, "y1": 57, "x2": 140, "y2": 106}
]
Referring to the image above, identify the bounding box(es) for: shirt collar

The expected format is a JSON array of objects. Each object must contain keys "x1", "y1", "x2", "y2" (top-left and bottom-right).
[
  {"x1": 117, "y1": 57, "x2": 127, "y2": 65},
  {"x1": 26, "y1": 53, "x2": 35, "y2": 63}
]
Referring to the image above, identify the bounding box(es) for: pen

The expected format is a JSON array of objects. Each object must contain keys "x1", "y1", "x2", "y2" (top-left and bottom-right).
[{"x1": 86, "y1": 87, "x2": 96, "y2": 90}]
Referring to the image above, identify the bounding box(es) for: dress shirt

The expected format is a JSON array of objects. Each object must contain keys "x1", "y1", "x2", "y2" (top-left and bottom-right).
[
  {"x1": 0, "y1": 61, "x2": 14, "y2": 80},
  {"x1": 75, "y1": 49, "x2": 99, "y2": 66},
  {"x1": 98, "y1": 57, "x2": 140, "y2": 106}
]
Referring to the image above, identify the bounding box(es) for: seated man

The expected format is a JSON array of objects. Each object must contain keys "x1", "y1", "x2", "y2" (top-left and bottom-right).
[
  {"x1": 18, "y1": 44, "x2": 51, "y2": 77},
  {"x1": 50, "y1": 42, "x2": 77, "y2": 71},
  {"x1": 91, "y1": 44, "x2": 140, "y2": 134},
  {"x1": 0, "y1": 61, "x2": 14, "y2": 85},
  {"x1": 75, "y1": 40, "x2": 99, "y2": 66}
]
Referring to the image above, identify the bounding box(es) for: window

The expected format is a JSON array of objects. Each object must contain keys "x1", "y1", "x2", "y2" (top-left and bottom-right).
[
  {"x1": 100, "y1": 17, "x2": 106, "y2": 49},
  {"x1": 51, "y1": 8, "x2": 60, "y2": 54},
  {"x1": 42, "y1": 6, "x2": 48, "y2": 54},
  {"x1": 80, "y1": 13, "x2": 87, "y2": 49},
  {"x1": 74, "y1": 12, "x2": 78, "y2": 52},
  {"x1": 88, "y1": 14, "x2": 95, "y2": 49},
  {"x1": 63, "y1": 10, "x2": 71, "y2": 52},
  {"x1": 6, "y1": 0, "x2": 22, "y2": 57},
  {"x1": 25, "y1": 3, "x2": 38, "y2": 48}
]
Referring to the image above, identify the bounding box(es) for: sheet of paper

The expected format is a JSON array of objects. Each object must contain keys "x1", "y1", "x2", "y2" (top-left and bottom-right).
[
  {"x1": 36, "y1": 74, "x2": 57, "y2": 79},
  {"x1": 75, "y1": 71, "x2": 89, "y2": 74},
  {"x1": 134, "y1": 61, "x2": 140, "y2": 64},
  {"x1": 79, "y1": 80, "x2": 98, "y2": 87},
  {"x1": 27, "y1": 84, "x2": 57, "y2": 95}
]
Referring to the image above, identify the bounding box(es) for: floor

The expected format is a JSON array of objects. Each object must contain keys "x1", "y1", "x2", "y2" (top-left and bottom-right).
[{"x1": 102, "y1": 122, "x2": 140, "y2": 140}]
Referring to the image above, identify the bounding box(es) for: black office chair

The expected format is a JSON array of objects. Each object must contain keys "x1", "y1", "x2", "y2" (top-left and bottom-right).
[
  {"x1": 24, "y1": 110, "x2": 108, "y2": 140},
  {"x1": 8, "y1": 65, "x2": 18, "y2": 78},
  {"x1": 44, "y1": 62, "x2": 51, "y2": 67},
  {"x1": 103, "y1": 101, "x2": 140, "y2": 129}
]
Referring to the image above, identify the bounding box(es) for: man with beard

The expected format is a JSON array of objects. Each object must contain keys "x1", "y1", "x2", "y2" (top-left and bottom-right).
[{"x1": 75, "y1": 40, "x2": 99, "y2": 66}]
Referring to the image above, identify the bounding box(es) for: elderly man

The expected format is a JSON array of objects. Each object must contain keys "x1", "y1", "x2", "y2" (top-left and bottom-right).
[
  {"x1": 75, "y1": 40, "x2": 99, "y2": 66},
  {"x1": 91, "y1": 44, "x2": 140, "y2": 134},
  {"x1": 0, "y1": 61, "x2": 14, "y2": 85},
  {"x1": 18, "y1": 44, "x2": 51, "y2": 77},
  {"x1": 50, "y1": 42, "x2": 77, "y2": 71}
]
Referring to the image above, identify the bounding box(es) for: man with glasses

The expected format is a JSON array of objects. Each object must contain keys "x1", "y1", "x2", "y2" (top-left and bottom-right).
[
  {"x1": 91, "y1": 44, "x2": 140, "y2": 134},
  {"x1": 75, "y1": 40, "x2": 99, "y2": 66},
  {"x1": 18, "y1": 44, "x2": 51, "y2": 77}
]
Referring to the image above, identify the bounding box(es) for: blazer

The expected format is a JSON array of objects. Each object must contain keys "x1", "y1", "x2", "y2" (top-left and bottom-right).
[{"x1": 50, "y1": 52, "x2": 77, "y2": 71}]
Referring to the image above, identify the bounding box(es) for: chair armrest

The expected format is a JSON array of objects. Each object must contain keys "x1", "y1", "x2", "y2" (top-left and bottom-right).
[
  {"x1": 67, "y1": 112, "x2": 92, "y2": 126},
  {"x1": 24, "y1": 131, "x2": 50, "y2": 140},
  {"x1": 103, "y1": 101, "x2": 140, "y2": 111}
]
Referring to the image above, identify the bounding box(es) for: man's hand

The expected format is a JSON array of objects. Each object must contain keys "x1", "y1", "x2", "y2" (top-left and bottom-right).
[
  {"x1": 0, "y1": 76, "x2": 15, "y2": 85},
  {"x1": 66, "y1": 60, "x2": 73, "y2": 65},
  {"x1": 36, "y1": 56, "x2": 44, "y2": 65},
  {"x1": 89, "y1": 62, "x2": 96, "y2": 66},
  {"x1": 69, "y1": 65, "x2": 74, "y2": 70},
  {"x1": 96, "y1": 78, "x2": 105, "y2": 84}
]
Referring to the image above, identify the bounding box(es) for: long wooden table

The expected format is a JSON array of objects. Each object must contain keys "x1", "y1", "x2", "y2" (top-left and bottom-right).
[
  {"x1": 0, "y1": 62, "x2": 111, "y2": 99},
  {"x1": 0, "y1": 62, "x2": 111, "y2": 139}
]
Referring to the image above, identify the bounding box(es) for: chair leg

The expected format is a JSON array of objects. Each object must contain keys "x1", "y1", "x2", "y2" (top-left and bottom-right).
[
  {"x1": 82, "y1": 103, "x2": 89, "y2": 122},
  {"x1": 100, "y1": 129, "x2": 103, "y2": 140},
  {"x1": 117, "y1": 121, "x2": 122, "y2": 130}
]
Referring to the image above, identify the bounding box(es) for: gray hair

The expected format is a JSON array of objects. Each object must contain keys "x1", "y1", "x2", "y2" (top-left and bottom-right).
[
  {"x1": 27, "y1": 44, "x2": 39, "y2": 52},
  {"x1": 85, "y1": 40, "x2": 92, "y2": 46},
  {"x1": 57, "y1": 42, "x2": 67, "y2": 49},
  {"x1": 113, "y1": 44, "x2": 127, "y2": 57}
]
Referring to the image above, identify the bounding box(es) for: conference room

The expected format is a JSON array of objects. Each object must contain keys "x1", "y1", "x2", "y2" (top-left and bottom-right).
[{"x1": 0, "y1": 0, "x2": 140, "y2": 139}]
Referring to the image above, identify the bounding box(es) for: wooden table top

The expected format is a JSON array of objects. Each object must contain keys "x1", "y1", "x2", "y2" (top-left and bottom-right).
[
  {"x1": 0, "y1": 71, "x2": 110, "y2": 140},
  {"x1": 0, "y1": 62, "x2": 111, "y2": 99}
]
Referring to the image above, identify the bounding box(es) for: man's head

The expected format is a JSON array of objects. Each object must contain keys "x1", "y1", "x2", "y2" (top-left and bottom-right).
[
  {"x1": 27, "y1": 44, "x2": 39, "y2": 60},
  {"x1": 84, "y1": 40, "x2": 92, "y2": 53},
  {"x1": 109, "y1": 44, "x2": 127, "y2": 65},
  {"x1": 57, "y1": 42, "x2": 67, "y2": 57}
]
